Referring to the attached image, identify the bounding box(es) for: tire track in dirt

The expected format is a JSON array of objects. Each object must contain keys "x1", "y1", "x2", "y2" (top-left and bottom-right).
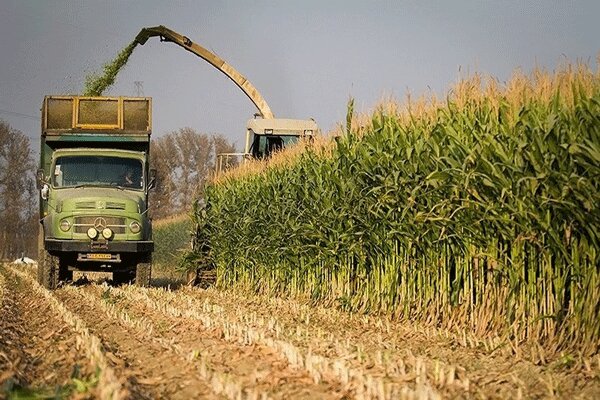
[
  {"x1": 120, "y1": 285, "x2": 443, "y2": 399},
  {"x1": 171, "y1": 286, "x2": 600, "y2": 399},
  {"x1": 0, "y1": 264, "x2": 121, "y2": 399},
  {"x1": 78, "y1": 283, "x2": 344, "y2": 400},
  {"x1": 53, "y1": 284, "x2": 220, "y2": 400},
  {"x1": 7, "y1": 264, "x2": 597, "y2": 399}
]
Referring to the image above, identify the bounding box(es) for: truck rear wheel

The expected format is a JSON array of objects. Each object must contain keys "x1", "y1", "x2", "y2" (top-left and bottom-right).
[
  {"x1": 60, "y1": 267, "x2": 73, "y2": 282},
  {"x1": 113, "y1": 270, "x2": 133, "y2": 285},
  {"x1": 135, "y1": 254, "x2": 152, "y2": 287}
]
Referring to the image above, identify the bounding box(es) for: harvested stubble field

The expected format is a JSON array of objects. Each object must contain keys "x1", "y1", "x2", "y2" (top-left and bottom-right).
[{"x1": 0, "y1": 262, "x2": 598, "y2": 399}]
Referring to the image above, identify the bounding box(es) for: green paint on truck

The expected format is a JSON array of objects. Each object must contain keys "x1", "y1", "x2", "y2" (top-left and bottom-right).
[{"x1": 37, "y1": 96, "x2": 155, "y2": 289}]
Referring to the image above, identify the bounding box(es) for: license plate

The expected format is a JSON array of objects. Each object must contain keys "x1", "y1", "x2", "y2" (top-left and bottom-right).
[{"x1": 87, "y1": 253, "x2": 112, "y2": 260}]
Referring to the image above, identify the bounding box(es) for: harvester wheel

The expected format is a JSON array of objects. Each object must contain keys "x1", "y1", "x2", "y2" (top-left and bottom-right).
[{"x1": 186, "y1": 269, "x2": 199, "y2": 286}]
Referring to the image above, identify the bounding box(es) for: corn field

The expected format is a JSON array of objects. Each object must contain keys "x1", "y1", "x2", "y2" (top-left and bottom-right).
[{"x1": 191, "y1": 62, "x2": 600, "y2": 357}]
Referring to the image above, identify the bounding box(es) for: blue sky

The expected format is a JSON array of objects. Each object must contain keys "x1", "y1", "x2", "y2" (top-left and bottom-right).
[{"x1": 0, "y1": 1, "x2": 598, "y2": 150}]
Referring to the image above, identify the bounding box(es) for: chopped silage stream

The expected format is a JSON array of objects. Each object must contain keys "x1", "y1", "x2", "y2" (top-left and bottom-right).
[{"x1": 83, "y1": 41, "x2": 138, "y2": 96}]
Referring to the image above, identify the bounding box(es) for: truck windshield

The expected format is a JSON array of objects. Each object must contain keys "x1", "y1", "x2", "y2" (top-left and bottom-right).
[{"x1": 53, "y1": 156, "x2": 143, "y2": 190}]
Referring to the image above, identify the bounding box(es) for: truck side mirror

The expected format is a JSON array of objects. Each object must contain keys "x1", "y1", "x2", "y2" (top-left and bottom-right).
[
  {"x1": 36, "y1": 168, "x2": 46, "y2": 189},
  {"x1": 148, "y1": 169, "x2": 157, "y2": 190},
  {"x1": 41, "y1": 184, "x2": 49, "y2": 201}
]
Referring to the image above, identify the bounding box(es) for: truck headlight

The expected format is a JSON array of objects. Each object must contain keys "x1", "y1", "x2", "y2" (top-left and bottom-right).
[
  {"x1": 59, "y1": 219, "x2": 71, "y2": 232},
  {"x1": 129, "y1": 221, "x2": 141, "y2": 233},
  {"x1": 102, "y1": 228, "x2": 113, "y2": 239},
  {"x1": 87, "y1": 228, "x2": 98, "y2": 239}
]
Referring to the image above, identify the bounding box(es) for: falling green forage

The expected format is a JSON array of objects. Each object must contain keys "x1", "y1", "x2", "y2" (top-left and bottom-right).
[{"x1": 83, "y1": 41, "x2": 138, "y2": 96}]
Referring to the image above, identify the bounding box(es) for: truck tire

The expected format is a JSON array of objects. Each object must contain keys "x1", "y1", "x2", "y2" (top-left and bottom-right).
[
  {"x1": 59, "y1": 267, "x2": 73, "y2": 283},
  {"x1": 37, "y1": 227, "x2": 44, "y2": 283},
  {"x1": 38, "y1": 227, "x2": 59, "y2": 290},
  {"x1": 39, "y1": 249, "x2": 60, "y2": 290},
  {"x1": 135, "y1": 254, "x2": 152, "y2": 287}
]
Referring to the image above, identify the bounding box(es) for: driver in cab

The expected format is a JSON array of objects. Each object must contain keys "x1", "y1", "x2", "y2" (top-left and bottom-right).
[{"x1": 120, "y1": 169, "x2": 138, "y2": 188}]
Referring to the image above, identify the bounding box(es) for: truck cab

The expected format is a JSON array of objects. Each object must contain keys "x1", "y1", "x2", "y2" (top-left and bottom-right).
[{"x1": 38, "y1": 96, "x2": 154, "y2": 289}]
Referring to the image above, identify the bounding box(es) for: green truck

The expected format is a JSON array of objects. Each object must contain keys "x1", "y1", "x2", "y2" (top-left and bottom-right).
[{"x1": 37, "y1": 96, "x2": 155, "y2": 289}]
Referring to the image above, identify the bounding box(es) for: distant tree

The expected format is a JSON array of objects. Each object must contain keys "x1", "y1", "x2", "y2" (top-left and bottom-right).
[
  {"x1": 150, "y1": 128, "x2": 236, "y2": 219},
  {"x1": 0, "y1": 120, "x2": 37, "y2": 260},
  {"x1": 151, "y1": 133, "x2": 179, "y2": 219},
  {"x1": 173, "y1": 127, "x2": 213, "y2": 210}
]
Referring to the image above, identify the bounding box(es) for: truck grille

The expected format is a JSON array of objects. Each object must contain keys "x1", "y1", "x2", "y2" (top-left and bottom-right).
[
  {"x1": 106, "y1": 202, "x2": 126, "y2": 210},
  {"x1": 73, "y1": 216, "x2": 127, "y2": 234},
  {"x1": 75, "y1": 201, "x2": 96, "y2": 209},
  {"x1": 75, "y1": 201, "x2": 127, "y2": 210}
]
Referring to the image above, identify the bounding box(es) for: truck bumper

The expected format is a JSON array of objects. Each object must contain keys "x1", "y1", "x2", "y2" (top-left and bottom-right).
[{"x1": 45, "y1": 239, "x2": 154, "y2": 253}]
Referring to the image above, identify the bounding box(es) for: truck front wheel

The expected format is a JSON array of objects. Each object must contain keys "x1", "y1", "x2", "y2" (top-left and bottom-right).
[
  {"x1": 135, "y1": 254, "x2": 152, "y2": 287},
  {"x1": 38, "y1": 228, "x2": 59, "y2": 290},
  {"x1": 38, "y1": 249, "x2": 60, "y2": 290}
]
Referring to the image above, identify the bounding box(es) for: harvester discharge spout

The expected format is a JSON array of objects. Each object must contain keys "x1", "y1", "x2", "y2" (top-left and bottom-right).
[{"x1": 134, "y1": 25, "x2": 275, "y2": 119}]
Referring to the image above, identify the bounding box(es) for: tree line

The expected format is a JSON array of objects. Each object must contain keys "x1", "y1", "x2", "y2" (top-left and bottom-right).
[
  {"x1": 0, "y1": 120, "x2": 37, "y2": 261},
  {"x1": 150, "y1": 128, "x2": 237, "y2": 219},
  {"x1": 0, "y1": 118, "x2": 235, "y2": 260}
]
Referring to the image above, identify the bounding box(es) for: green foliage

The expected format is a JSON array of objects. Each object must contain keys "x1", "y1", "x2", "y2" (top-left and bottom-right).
[
  {"x1": 2, "y1": 365, "x2": 99, "y2": 399},
  {"x1": 153, "y1": 216, "x2": 193, "y2": 269},
  {"x1": 185, "y1": 200, "x2": 215, "y2": 274},
  {"x1": 192, "y1": 65, "x2": 600, "y2": 355},
  {"x1": 100, "y1": 287, "x2": 124, "y2": 305}
]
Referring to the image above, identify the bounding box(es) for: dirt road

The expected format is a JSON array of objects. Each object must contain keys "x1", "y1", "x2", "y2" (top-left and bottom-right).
[{"x1": 1, "y1": 263, "x2": 598, "y2": 399}]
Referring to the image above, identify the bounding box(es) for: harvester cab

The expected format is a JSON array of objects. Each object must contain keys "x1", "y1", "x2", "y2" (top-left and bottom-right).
[
  {"x1": 214, "y1": 118, "x2": 319, "y2": 173},
  {"x1": 245, "y1": 118, "x2": 318, "y2": 159}
]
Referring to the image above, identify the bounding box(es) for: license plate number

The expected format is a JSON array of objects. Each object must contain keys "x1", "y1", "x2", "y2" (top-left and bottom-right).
[{"x1": 87, "y1": 253, "x2": 112, "y2": 260}]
